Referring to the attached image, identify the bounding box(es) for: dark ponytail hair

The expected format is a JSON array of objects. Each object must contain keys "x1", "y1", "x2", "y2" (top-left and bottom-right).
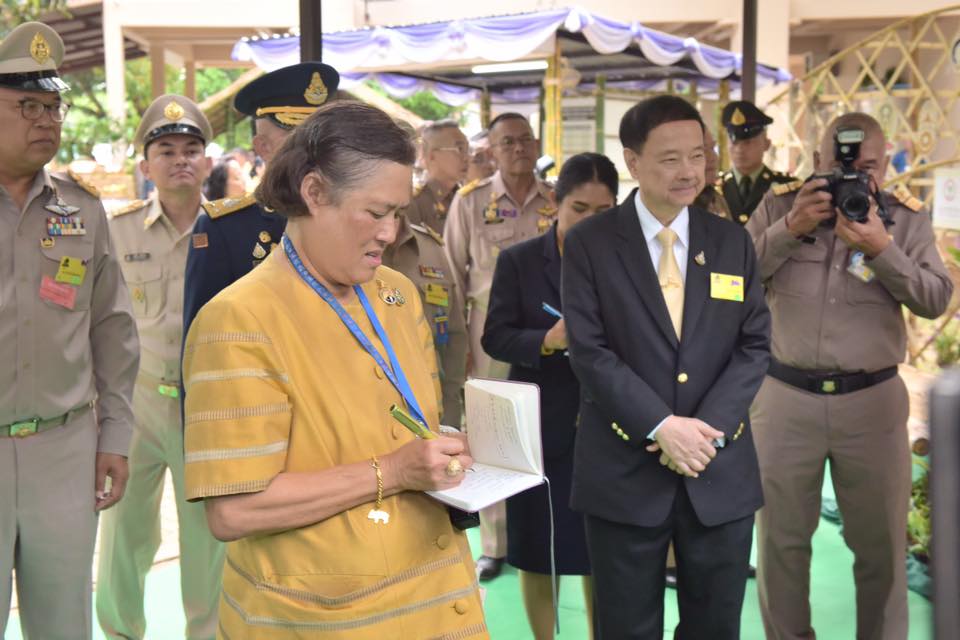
[{"x1": 554, "y1": 152, "x2": 619, "y2": 204}]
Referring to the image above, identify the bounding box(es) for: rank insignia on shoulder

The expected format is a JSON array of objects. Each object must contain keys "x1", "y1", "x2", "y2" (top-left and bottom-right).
[
  {"x1": 192, "y1": 233, "x2": 209, "y2": 249},
  {"x1": 457, "y1": 178, "x2": 483, "y2": 197},
  {"x1": 892, "y1": 184, "x2": 923, "y2": 212},
  {"x1": 772, "y1": 180, "x2": 804, "y2": 196},
  {"x1": 202, "y1": 193, "x2": 257, "y2": 219},
  {"x1": 111, "y1": 199, "x2": 148, "y2": 218},
  {"x1": 67, "y1": 169, "x2": 100, "y2": 198}
]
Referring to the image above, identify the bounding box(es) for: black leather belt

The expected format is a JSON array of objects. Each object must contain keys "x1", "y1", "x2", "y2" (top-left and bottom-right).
[{"x1": 768, "y1": 360, "x2": 898, "y2": 395}]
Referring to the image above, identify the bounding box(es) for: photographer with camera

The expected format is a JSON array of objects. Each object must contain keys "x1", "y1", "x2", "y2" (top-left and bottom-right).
[{"x1": 745, "y1": 112, "x2": 952, "y2": 639}]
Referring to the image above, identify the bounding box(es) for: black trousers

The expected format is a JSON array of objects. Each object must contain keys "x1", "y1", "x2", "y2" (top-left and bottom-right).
[{"x1": 584, "y1": 483, "x2": 754, "y2": 640}]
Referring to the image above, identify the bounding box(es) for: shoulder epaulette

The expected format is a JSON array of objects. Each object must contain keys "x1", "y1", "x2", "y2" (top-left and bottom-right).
[
  {"x1": 891, "y1": 184, "x2": 923, "y2": 212},
  {"x1": 110, "y1": 199, "x2": 148, "y2": 218},
  {"x1": 457, "y1": 178, "x2": 488, "y2": 197},
  {"x1": 772, "y1": 180, "x2": 804, "y2": 196},
  {"x1": 65, "y1": 169, "x2": 100, "y2": 197},
  {"x1": 202, "y1": 193, "x2": 257, "y2": 219},
  {"x1": 412, "y1": 182, "x2": 424, "y2": 197},
  {"x1": 410, "y1": 222, "x2": 445, "y2": 246},
  {"x1": 771, "y1": 171, "x2": 797, "y2": 183}
]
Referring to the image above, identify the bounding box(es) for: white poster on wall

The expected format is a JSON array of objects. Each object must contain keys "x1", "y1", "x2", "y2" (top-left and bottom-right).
[{"x1": 933, "y1": 168, "x2": 960, "y2": 230}]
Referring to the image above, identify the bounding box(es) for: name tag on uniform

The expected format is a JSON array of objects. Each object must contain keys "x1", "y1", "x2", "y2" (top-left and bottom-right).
[
  {"x1": 847, "y1": 251, "x2": 875, "y2": 283},
  {"x1": 424, "y1": 283, "x2": 450, "y2": 307},
  {"x1": 39, "y1": 275, "x2": 77, "y2": 309},
  {"x1": 710, "y1": 273, "x2": 744, "y2": 302},
  {"x1": 123, "y1": 252, "x2": 151, "y2": 262},
  {"x1": 55, "y1": 256, "x2": 86, "y2": 286}
]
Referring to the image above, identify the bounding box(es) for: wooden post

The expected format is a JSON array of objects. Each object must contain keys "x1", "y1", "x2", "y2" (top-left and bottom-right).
[
  {"x1": 184, "y1": 59, "x2": 196, "y2": 101},
  {"x1": 300, "y1": 0, "x2": 323, "y2": 61},
  {"x1": 150, "y1": 44, "x2": 165, "y2": 99}
]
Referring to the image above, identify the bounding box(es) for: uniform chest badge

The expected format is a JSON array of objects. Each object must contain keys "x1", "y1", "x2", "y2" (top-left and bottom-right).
[
  {"x1": 252, "y1": 243, "x2": 267, "y2": 260},
  {"x1": 45, "y1": 196, "x2": 80, "y2": 217},
  {"x1": 377, "y1": 279, "x2": 406, "y2": 306},
  {"x1": 47, "y1": 215, "x2": 85, "y2": 236}
]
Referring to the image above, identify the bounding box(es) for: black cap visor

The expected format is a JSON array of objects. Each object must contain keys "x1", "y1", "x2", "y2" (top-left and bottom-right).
[{"x1": 0, "y1": 70, "x2": 69, "y2": 93}]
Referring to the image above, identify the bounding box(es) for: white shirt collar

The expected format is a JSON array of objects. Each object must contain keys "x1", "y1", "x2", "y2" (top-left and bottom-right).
[{"x1": 634, "y1": 190, "x2": 689, "y2": 248}]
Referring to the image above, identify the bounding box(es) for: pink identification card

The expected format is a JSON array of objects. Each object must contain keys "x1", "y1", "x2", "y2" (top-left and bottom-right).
[{"x1": 39, "y1": 275, "x2": 77, "y2": 310}]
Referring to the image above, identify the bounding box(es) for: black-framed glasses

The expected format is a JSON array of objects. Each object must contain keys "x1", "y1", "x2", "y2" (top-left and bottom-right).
[{"x1": 0, "y1": 97, "x2": 71, "y2": 123}]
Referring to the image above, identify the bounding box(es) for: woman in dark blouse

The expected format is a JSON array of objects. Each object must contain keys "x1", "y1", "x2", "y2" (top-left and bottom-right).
[{"x1": 482, "y1": 152, "x2": 619, "y2": 640}]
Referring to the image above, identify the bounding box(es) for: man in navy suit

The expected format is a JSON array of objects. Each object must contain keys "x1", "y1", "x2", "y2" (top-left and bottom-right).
[{"x1": 562, "y1": 95, "x2": 771, "y2": 639}]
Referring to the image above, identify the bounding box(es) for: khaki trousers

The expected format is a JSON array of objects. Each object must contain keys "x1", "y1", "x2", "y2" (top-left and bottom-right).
[
  {"x1": 96, "y1": 381, "x2": 224, "y2": 640},
  {"x1": 0, "y1": 410, "x2": 99, "y2": 640},
  {"x1": 467, "y1": 304, "x2": 509, "y2": 558},
  {"x1": 752, "y1": 374, "x2": 911, "y2": 640}
]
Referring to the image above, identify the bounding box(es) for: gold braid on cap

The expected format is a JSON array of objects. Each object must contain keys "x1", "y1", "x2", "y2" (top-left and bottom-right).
[{"x1": 255, "y1": 106, "x2": 317, "y2": 127}]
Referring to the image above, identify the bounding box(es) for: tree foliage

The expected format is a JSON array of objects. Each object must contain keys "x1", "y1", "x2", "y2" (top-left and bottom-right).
[
  {"x1": 364, "y1": 78, "x2": 463, "y2": 123},
  {"x1": 0, "y1": 0, "x2": 68, "y2": 36}
]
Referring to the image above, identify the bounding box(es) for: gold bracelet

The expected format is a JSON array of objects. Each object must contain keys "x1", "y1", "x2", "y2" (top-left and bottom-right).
[{"x1": 367, "y1": 456, "x2": 389, "y2": 525}]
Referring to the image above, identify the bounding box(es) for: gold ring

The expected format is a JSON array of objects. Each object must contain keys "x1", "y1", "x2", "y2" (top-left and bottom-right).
[{"x1": 445, "y1": 457, "x2": 463, "y2": 476}]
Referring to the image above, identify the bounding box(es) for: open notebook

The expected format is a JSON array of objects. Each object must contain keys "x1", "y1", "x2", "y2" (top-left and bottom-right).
[{"x1": 427, "y1": 378, "x2": 544, "y2": 512}]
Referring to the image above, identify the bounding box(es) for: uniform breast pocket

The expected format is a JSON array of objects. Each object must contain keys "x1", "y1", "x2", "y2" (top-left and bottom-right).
[
  {"x1": 845, "y1": 274, "x2": 895, "y2": 307},
  {"x1": 771, "y1": 242, "x2": 828, "y2": 298},
  {"x1": 123, "y1": 262, "x2": 165, "y2": 319},
  {"x1": 40, "y1": 240, "x2": 95, "y2": 311},
  {"x1": 481, "y1": 224, "x2": 515, "y2": 269}
]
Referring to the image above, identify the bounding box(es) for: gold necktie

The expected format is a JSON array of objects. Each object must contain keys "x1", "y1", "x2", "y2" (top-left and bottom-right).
[{"x1": 656, "y1": 227, "x2": 684, "y2": 339}]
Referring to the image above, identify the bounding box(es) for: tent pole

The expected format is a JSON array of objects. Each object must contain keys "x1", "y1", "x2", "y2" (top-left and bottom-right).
[
  {"x1": 742, "y1": 0, "x2": 757, "y2": 102},
  {"x1": 718, "y1": 79, "x2": 730, "y2": 172},
  {"x1": 543, "y1": 37, "x2": 563, "y2": 173},
  {"x1": 595, "y1": 74, "x2": 606, "y2": 154},
  {"x1": 481, "y1": 88, "x2": 491, "y2": 129},
  {"x1": 300, "y1": 0, "x2": 323, "y2": 61}
]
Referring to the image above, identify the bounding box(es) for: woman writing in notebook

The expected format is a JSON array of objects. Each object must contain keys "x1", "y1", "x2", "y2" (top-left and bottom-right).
[
  {"x1": 181, "y1": 101, "x2": 487, "y2": 639},
  {"x1": 482, "y1": 152, "x2": 619, "y2": 640}
]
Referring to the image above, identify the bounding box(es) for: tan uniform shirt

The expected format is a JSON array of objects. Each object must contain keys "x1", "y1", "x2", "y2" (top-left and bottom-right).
[
  {"x1": 746, "y1": 188, "x2": 952, "y2": 371},
  {"x1": 404, "y1": 179, "x2": 456, "y2": 236},
  {"x1": 384, "y1": 216, "x2": 467, "y2": 427},
  {"x1": 443, "y1": 171, "x2": 555, "y2": 318},
  {"x1": 109, "y1": 197, "x2": 197, "y2": 389},
  {"x1": 0, "y1": 170, "x2": 139, "y2": 454}
]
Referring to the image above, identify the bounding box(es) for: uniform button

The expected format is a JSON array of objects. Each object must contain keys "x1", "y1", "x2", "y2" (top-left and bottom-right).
[
  {"x1": 22, "y1": 362, "x2": 30, "y2": 370},
  {"x1": 453, "y1": 599, "x2": 469, "y2": 615},
  {"x1": 611, "y1": 422, "x2": 619, "y2": 431},
  {"x1": 829, "y1": 298, "x2": 836, "y2": 304},
  {"x1": 677, "y1": 372, "x2": 688, "y2": 383},
  {"x1": 435, "y1": 534, "x2": 451, "y2": 550},
  {"x1": 374, "y1": 366, "x2": 385, "y2": 380}
]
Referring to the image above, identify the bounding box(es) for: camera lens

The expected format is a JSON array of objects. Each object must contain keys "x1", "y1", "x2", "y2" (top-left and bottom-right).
[{"x1": 840, "y1": 192, "x2": 871, "y2": 222}]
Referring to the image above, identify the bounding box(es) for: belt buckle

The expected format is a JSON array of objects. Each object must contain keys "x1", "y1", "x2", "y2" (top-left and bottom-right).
[
  {"x1": 821, "y1": 379, "x2": 838, "y2": 394},
  {"x1": 9, "y1": 419, "x2": 39, "y2": 437},
  {"x1": 157, "y1": 384, "x2": 179, "y2": 399}
]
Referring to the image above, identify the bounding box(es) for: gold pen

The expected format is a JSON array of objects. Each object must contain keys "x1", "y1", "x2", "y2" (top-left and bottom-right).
[{"x1": 389, "y1": 404, "x2": 436, "y2": 439}]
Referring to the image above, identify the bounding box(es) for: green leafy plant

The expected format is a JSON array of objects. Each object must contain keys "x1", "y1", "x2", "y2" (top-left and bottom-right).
[{"x1": 907, "y1": 459, "x2": 930, "y2": 560}]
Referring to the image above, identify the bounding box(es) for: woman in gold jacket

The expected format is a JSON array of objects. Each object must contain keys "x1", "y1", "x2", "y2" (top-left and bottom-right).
[{"x1": 182, "y1": 101, "x2": 487, "y2": 639}]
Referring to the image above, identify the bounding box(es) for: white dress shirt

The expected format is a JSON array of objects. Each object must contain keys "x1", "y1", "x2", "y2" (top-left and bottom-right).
[{"x1": 635, "y1": 190, "x2": 689, "y2": 283}]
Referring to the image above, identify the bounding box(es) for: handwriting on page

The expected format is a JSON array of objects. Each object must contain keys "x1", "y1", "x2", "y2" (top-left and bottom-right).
[
  {"x1": 468, "y1": 392, "x2": 530, "y2": 471},
  {"x1": 428, "y1": 463, "x2": 544, "y2": 512}
]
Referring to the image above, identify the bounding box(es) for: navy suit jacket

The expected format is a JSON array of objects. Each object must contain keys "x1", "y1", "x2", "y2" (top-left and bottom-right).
[
  {"x1": 562, "y1": 191, "x2": 770, "y2": 528},
  {"x1": 182, "y1": 202, "x2": 287, "y2": 340},
  {"x1": 482, "y1": 225, "x2": 579, "y2": 459}
]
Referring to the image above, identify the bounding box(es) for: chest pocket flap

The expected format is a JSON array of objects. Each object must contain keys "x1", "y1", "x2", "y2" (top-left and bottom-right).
[
  {"x1": 40, "y1": 240, "x2": 95, "y2": 311},
  {"x1": 122, "y1": 260, "x2": 165, "y2": 319}
]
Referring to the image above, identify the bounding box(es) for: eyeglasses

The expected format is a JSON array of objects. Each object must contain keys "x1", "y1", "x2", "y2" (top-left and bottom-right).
[
  {"x1": 494, "y1": 136, "x2": 536, "y2": 150},
  {"x1": 433, "y1": 145, "x2": 469, "y2": 157},
  {"x1": 0, "y1": 97, "x2": 71, "y2": 123}
]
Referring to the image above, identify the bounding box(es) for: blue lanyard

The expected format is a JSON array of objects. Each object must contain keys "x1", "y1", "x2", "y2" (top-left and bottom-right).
[{"x1": 282, "y1": 235, "x2": 430, "y2": 429}]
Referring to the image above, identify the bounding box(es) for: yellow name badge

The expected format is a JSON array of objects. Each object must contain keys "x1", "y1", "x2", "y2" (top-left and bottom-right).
[
  {"x1": 710, "y1": 272, "x2": 744, "y2": 302},
  {"x1": 423, "y1": 283, "x2": 449, "y2": 307},
  {"x1": 55, "y1": 256, "x2": 86, "y2": 286}
]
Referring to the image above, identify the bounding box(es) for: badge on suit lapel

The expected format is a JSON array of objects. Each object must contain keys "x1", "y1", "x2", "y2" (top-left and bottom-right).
[{"x1": 694, "y1": 251, "x2": 706, "y2": 266}]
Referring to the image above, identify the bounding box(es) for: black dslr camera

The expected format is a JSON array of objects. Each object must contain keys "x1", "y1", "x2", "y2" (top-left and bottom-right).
[{"x1": 806, "y1": 126, "x2": 874, "y2": 223}]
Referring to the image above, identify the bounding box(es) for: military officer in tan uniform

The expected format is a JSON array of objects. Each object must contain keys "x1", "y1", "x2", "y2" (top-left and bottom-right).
[
  {"x1": 405, "y1": 120, "x2": 469, "y2": 235},
  {"x1": 384, "y1": 214, "x2": 467, "y2": 427},
  {"x1": 0, "y1": 23, "x2": 139, "y2": 640},
  {"x1": 443, "y1": 111, "x2": 555, "y2": 579},
  {"x1": 720, "y1": 100, "x2": 796, "y2": 225},
  {"x1": 98, "y1": 95, "x2": 224, "y2": 640},
  {"x1": 746, "y1": 112, "x2": 952, "y2": 640}
]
